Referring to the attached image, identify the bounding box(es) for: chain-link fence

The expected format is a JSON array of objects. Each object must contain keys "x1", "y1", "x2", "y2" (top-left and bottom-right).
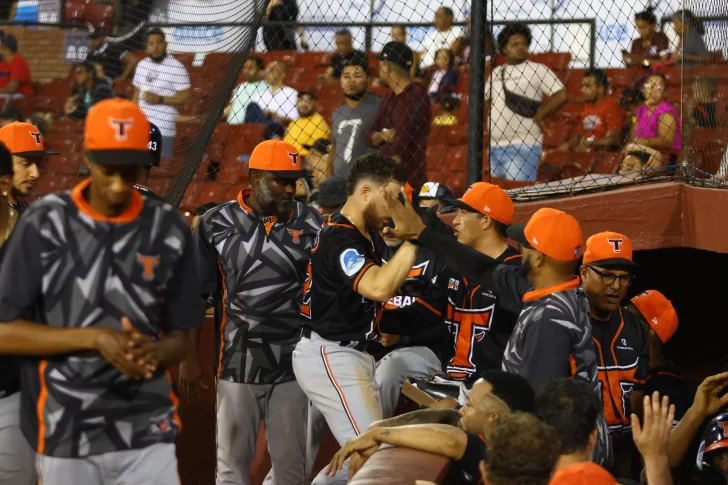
[{"x1": 0, "y1": 0, "x2": 726, "y2": 212}]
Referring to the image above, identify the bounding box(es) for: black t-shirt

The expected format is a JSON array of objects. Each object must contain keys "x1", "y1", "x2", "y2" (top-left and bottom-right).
[
  {"x1": 443, "y1": 433, "x2": 486, "y2": 485},
  {"x1": 301, "y1": 211, "x2": 383, "y2": 341},
  {"x1": 330, "y1": 51, "x2": 367, "y2": 79},
  {"x1": 87, "y1": 41, "x2": 129, "y2": 80}
]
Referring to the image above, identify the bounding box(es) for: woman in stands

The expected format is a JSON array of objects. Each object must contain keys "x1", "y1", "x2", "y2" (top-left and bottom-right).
[
  {"x1": 426, "y1": 48, "x2": 458, "y2": 101},
  {"x1": 624, "y1": 8, "x2": 669, "y2": 68},
  {"x1": 619, "y1": 73, "x2": 681, "y2": 176},
  {"x1": 664, "y1": 9, "x2": 711, "y2": 65}
]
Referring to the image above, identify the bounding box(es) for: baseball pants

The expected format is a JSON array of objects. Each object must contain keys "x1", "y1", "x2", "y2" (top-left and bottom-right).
[
  {"x1": 216, "y1": 379, "x2": 307, "y2": 485},
  {"x1": 36, "y1": 442, "x2": 177, "y2": 485},
  {"x1": 375, "y1": 346, "x2": 442, "y2": 418},
  {"x1": 0, "y1": 393, "x2": 35, "y2": 485},
  {"x1": 293, "y1": 334, "x2": 382, "y2": 485}
]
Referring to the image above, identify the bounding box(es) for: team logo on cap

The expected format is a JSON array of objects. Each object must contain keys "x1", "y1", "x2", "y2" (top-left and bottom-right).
[
  {"x1": 288, "y1": 152, "x2": 299, "y2": 166},
  {"x1": 574, "y1": 246, "x2": 583, "y2": 257},
  {"x1": 110, "y1": 118, "x2": 133, "y2": 141},
  {"x1": 652, "y1": 317, "x2": 658, "y2": 324},
  {"x1": 484, "y1": 205, "x2": 491, "y2": 212},
  {"x1": 29, "y1": 131, "x2": 41, "y2": 146},
  {"x1": 607, "y1": 238, "x2": 624, "y2": 253}
]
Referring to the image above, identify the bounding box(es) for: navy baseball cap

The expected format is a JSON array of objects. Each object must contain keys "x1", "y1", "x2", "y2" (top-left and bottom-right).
[{"x1": 418, "y1": 182, "x2": 454, "y2": 200}]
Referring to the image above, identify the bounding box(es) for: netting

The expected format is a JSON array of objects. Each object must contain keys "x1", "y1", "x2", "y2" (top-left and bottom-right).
[{"x1": 0, "y1": 0, "x2": 726, "y2": 212}]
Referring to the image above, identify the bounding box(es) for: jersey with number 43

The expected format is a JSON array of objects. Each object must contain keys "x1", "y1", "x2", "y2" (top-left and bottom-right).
[{"x1": 443, "y1": 246, "x2": 522, "y2": 380}]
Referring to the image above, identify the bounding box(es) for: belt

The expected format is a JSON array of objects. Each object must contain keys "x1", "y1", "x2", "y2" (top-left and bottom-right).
[{"x1": 301, "y1": 327, "x2": 360, "y2": 349}]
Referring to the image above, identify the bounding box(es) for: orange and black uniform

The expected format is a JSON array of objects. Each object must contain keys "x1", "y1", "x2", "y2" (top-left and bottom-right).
[{"x1": 444, "y1": 434, "x2": 487, "y2": 485}]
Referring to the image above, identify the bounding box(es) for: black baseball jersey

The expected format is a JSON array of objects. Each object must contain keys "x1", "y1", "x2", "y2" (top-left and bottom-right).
[
  {"x1": 443, "y1": 247, "x2": 521, "y2": 381},
  {"x1": 0, "y1": 179, "x2": 203, "y2": 458},
  {"x1": 443, "y1": 433, "x2": 487, "y2": 485},
  {"x1": 194, "y1": 190, "x2": 323, "y2": 384},
  {"x1": 642, "y1": 363, "x2": 690, "y2": 426},
  {"x1": 300, "y1": 211, "x2": 384, "y2": 341},
  {"x1": 591, "y1": 307, "x2": 650, "y2": 434}
]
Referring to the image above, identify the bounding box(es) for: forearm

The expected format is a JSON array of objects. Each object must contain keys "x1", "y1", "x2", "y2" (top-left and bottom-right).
[
  {"x1": 667, "y1": 405, "x2": 705, "y2": 468},
  {"x1": 634, "y1": 137, "x2": 673, "y2": 150},
  {"x1": 418, "y1": 226, "x2": 497, "y2": 286},
  {"x1": 534, "y1": 91, "x2": 567, "y2": 122},
  {"x1": 371, "y1": 408, "x2": 460, "y2": 428},
  {"x1": 120, "y1": 56, "x2": 137, "y2": 80},
  {"x1": 156, "y1": 330, "x2": 193, "y2": 367},
  {"x1": 163, "y1": 91, "x2": 190, "y2": 107},
  {"x1": 365, "y1": 242, "x2": 418, "y2": 301},
  {"x1": 371, "y1": 425, "x2": 467, "y2": 460},
  {"x1": 0, "y1": 320, "x2": 97, "y2": 355},
  {"x1": 644, "y1": 456, "x2": 673, "y2": 485}
]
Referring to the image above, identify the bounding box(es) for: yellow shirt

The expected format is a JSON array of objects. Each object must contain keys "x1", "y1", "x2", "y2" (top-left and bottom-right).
[
  {"x1": 433, "y1": 113, "x2": 458, "y2": 126},
  {"x1": 284, "y1": 113, "x2": 331, "y2": 156}
]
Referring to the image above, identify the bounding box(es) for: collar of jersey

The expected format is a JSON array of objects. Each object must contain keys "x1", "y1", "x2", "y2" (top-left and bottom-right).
[
  {"x1": 522, "y1": 276, "x2": 580, "y2": 303},
  {"x1": 71, "y1": 178, "x2": 144, "y2": 223}
]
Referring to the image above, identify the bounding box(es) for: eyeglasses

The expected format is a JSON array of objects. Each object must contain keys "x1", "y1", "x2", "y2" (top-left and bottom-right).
[
  {"x1": 587, "y1": 266, "x2": 634, "y2": 287},
  {"x1": 642, "y1": 82, "x2": 665, "y2": 91}
]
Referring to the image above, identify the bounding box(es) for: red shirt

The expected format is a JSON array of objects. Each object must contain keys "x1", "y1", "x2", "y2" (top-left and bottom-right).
[
  {"x1": 576, "y1": 96, "x2": 624, "y2": 140},
  {"x1": 0, "y1": 55, "x2": 33, "y2": 96}
]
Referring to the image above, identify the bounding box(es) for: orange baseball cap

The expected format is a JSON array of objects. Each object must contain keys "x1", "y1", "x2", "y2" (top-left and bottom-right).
[
  {"x1": 630, "y1": 290, "x2": 678, "y2": 343},
  {"x1": 249, "y1": 139, "x2": 308, "y2": 179},
  {"x1": 583, "y1": 231, "x2": 639, "y2": 269},
  {"x1": 443, "y1": 182, "x2": 514, "y2": 224},
  {"x1": 85, "y1": 98, "x2": 151, "y2": 165},
  {"x1": 549, "y1": 463, "x2": 618, "y2": 485},
  {"x1": 0, "y1": 122, "x2": 58, "y2": 157},
  {"x1": 507, "y1": 208, "x2": 584, "y2": 261}
]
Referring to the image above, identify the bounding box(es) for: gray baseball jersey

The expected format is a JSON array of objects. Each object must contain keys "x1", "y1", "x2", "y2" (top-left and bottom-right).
[{"x1": 331, "y1": 93, "x2": 381, "y2": 178}]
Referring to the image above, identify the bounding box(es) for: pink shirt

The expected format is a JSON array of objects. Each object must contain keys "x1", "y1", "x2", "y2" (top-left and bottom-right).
[{"x1": 635, "y1": 101, "x2": 681, "y2": 150}]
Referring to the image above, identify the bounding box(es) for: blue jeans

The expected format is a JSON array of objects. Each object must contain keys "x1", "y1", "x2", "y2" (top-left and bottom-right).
[
  {"x1": 490, "y1": 144, "x2": 542, "y2": 182},
  {"x1": 245, "y1": 103, "x2": 285, "y2": 139}
]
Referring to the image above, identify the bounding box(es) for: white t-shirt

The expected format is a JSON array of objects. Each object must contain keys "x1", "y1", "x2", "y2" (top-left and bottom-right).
[
  {"x1": 421, "y1": 27, "x2": 463, "y2": 68},
  {"x1": 133, "y1": 56, "x2": 191, "y2": 137},
  {"x1": 484, "y1": 61, "x2": 564, "y2": 147},
  {"x1": 257, "y1": 84, "x2": 299, "y2": 122}
]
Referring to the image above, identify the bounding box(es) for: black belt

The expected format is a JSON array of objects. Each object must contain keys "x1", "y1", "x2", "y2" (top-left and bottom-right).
[{"x1": 301, "y1": 327, "x2": 359, "y2": 348}]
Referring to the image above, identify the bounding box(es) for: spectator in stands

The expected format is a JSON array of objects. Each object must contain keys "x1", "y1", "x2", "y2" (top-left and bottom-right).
[
  {"x1": 86, "y1": 26, "x2": 138, "y2": 83},
  {"x1": 255, "y1": 61, "x2": 299, "y2": 127},
  {"x1": 367, "y1": 42, "x2": 431, "y2": 187},
  {"x1": 480, "y1": 413, "x2": 561, "y2": 485},
  {"x1": 303, "y1": 138, "x2": 331, "y2": 186},
  {"x1": 224, "y1": 56, "x2": 268, "y2": 125},
  {"x1": 417, "y1": 181, "x2": 453, "y2": 211},
  {"x1": 486, "y1": 23, "x2": 567, "y2": 181},
  {"x1": 64, "y1": 61, "x2": 115, "y2": 120},
  {"x1": 619, "y1": 73, "x2": 681, "y2": 176},
  {"x1": 619, "y1": 87, "x2": 645, "y2": 145},
  {"x1": 323, "y1": 29, "x2": 366, "y2": 84},
  {"x1": 433, "y1": 87, "x2": 460, "y2": 126},
  {"x1": 283, "y1": 87, "x2": 331, "y2": 155},
  {"x1": 664, "y1": 9, "x2": 710, "y2": 65},
  {"x1": 624, "y1": 8, "x2": 670, "y2": 68},
  {"x1": 26, "y1": 112, "x2": 50, "y2": 138},
  {"x1": 331, "y1": 57, "x2": 381, "y2": 179},
  {"x1": 310, "y1": 176, "x2": 347, "y2": 215},
  {"x1": 391, "y1": 24, "x2": 407, "y2": 43},
  {"x1": 0, "y1": 34, "x2": 33, "y2": 98},
  {"x1": 0, "y1": 121, "x2": 58, "y2": 214},
  {"x1": 426, "y1": 48, "x2": 458, "y2": 101},
  {"x1": 452, "y1": 15, "x2": 496, "y2": 70},
  {"x1": 263, "y1": 0, "x2": 298, "y2": 51},
  {"x1": 687, "y1": 76, "x2": 717, "y2": 129},
  {"x1": 555, "y1": 69, "x2": 624, "y2": 153},
  {"x1": 329, "y1": 373, "x2": 536, "y2": 484},
  {"x1": 0, "y1": 108, "x2": 20, "y2": 127},
  {"x1": 420, "y1": 7, "x2": 463, "y2": 69},
  {"x1": 133, "y1": 28, "x2": 191, "y2": 159}
]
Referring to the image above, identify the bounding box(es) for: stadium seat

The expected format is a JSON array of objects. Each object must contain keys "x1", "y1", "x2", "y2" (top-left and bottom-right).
[
  {"x1": 298, "y1": 52, "x2": 333, "y2": 68},
  {"x1": 211, "y1": 123, "x2": 232, "y2": 144},
  {"x1": 591, "y1": 152, "x2": 623, "y2": 175},
  {"x1": 197, "y1": 182, "x2": 228, "y2": 205},
  {"x1": 426, "y1": 145, "x2": 449, "y2": 171},
  {"x1": 147, "y1": 178, "x2": 170, "y2": 197},
  {"x1": 543, "y1": 120, "x2": 574, "y2": 148},
  {"x1": 181, "y1": 183, "x2": 203, "y2": 208},
  {"x1": 172, "y1": 53, "x2": 195, "y2": 71},
  {"x1": 204, "y1": 53, "x2": 235, "y2": 70},
  {"x1": 605, "y1": 68, "x2": 642, "y2": 89},
  {"x1": 34, "y1": 175, "x2": 71, "y2": 196},
  {"x1": 39, "y1": 79, "x2": 73, "y2": 98},
  {"x1": 259, "y1": 50, "x2": 298, "y2": 67},
  {"x1": 216, "y1": 161, "x2": 245, "y2": 185},
  {"x1": 429, "y1": 125, "x2": 466, "y2": 146},
  {"x1": 539, "y1": 151, "x2": 598, "y2": 180},
  {"x1": 683, "y1": 65, "x2": 728, "y2": 84},
  {"x1": 83, "y1": 4, "x2": 115, "y2": 29},
  {"x1": 661, "y1": 66, "x2": 682, "y2": 86},
  {"x1": 565, "y1": 70, "x2": 586, "y2": 97},
  {"x1": 114, "y1": 79, "x2": 135, "y2": 99},
  {"x1": 51, "y1": 118, "x2": 84, "y2": 133},
  {"x1": 48, "y1": 153, "x2": 82, "y2": 176},
  {"x1": 45, "y1": 135, "x2": 81, "y2": 154},
  {"x1": 224, "y1": 184, "x2": 243, "y2": 201},
  {"x1": 64, "y1": 2, "x2": 86, "y2": 23},
  {"x1": 207, "y1": 142, "x2": 225, "y2": 164},
  {"x1": 227, "y1": 124, "x2": 267, "y2": 153}
]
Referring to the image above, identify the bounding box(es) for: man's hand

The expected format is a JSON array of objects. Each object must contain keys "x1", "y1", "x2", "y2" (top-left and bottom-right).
[
  {"x1": 691, "y1": 372, "x2": 728, "y2": 418},
  {"x1": 179, "y1": 357, "x2": 208, "y2": 402},
  {"x1": 632, "y1": 392, "x2": 674, "y2": 460},
  {"x1": 428, "y1": 397, "x2": 459, "y2": 409},
  {"x1": 141, "y1": 91, "x2": 162, "y2": 104},
  {"x1": 348, "y1": 445, "x2": 379, "y2": 479},
  {"x1": 380, "y1": 333, "x2": 400, "y2": 347},
  {"x1": 94, "y1": 327, "x2": 153, "y2": 379},
  {"x1": 381, "y1": 188, "x2": 426, "y2": 241},
  {"x1": 328, "y1": 431, "x2": 379, "y2": 475},
  {"x1": 120, "y1": 317, "x2": 159, "y2": 376},
  {"x1": 381, "y1": 129, "x2": 396, "y2": 143}
]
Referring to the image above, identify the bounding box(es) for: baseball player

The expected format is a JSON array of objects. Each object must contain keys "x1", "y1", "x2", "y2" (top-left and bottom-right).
[
  {"x1": 0, "y1": 98, "x2": 203, "y2": 485},
  {"x1": 294, "y1": 153, "x2": 417, "y2": 484},
  {"x1": 185, "y1": 139, "x2": 323, "y2": 485},
  {"x1": 384, "y1": 203, "x2": 613, "y2": 467},
  {"x1": 133, "y1": 122, "x2": 165, "y2": 200}
]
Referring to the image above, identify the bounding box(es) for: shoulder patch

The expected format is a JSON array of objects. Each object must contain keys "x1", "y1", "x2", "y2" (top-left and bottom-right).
[{"x1": 340, "y1": 248, "x2": 366, "y2": 277}]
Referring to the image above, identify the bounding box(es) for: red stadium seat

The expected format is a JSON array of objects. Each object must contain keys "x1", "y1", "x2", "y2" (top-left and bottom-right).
[
  {"x1": 181, "y1": 183, "x2": 202, "y2": 208},
  {"x1": 227, "y1": 124, "x2": 267, "y2": 153},
  {"x1": 39, "y1": 79, "x2": 73, "y2": 98},
  {"x1": 216, "y1": 161, "x2": 245, "y2": 185},
  {"x1": 565, "y1": 70, "x2": 586, "y2": 97},
  {"x1": 426, "y1": 145, "x2": 449, "y2": 171},
  {"x1": 591, "y1": 152, "x2": 623, "y2": 175},
  {"x1": 543, "y1": 119, "x2": 574, "y2": 148},
  {"x1": 48, "y1": 153, "x2": 82, "y2": 176},
  {"x1": 204, "y1": 53, "x2": 235, "y2": 70},
  {"x1": 147, "y1": 178, "x2": 170, "y2": 197},
  {"x1": 172, "y1": 53, "x2": 195, "y2": 71},
  {"x1": 211, "y1": 123, "x2": 232, "y2": 144},
  {"x1": 298, "y1": 52, "x2": 333, "y2": 68},
  {"x1": 197, "y1": 182, "x2": 228, "y2": 205},
  {"x1": 207, "y1": 142, "x2": 225, "y2": 164},
  {"x1": 51, "y1": 118, "x2": 84, "y2": 133},
  {"x1": 261, "y1": 50, "x2": 298, "y2": 67},
  {"x1": 84, "y1": 4, "x2": 115, "y2": 28},
  {"x1": 114, "y1": 79, "x2": 135, "y2": 99},
  {"x1": 34, "y1": 175, "x2": 71, "y2": 196},
  {"x1": 224, "y1": 184, "x2": 244, "y2": 201},
  {"x1": 606, "y1": 68, "x2": 642, "y2": 89},
  {"x1": 64, "y1": 2, "x2": 86, "y2": 23}
]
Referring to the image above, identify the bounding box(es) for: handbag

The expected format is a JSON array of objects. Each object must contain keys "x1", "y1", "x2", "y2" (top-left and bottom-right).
[{"x1": 501, "y1": 67, "x2": 541, "y2": 118}]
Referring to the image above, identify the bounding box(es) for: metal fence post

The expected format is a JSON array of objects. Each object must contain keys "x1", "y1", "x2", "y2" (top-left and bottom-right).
[{"x1": 467, "y1": 0, "x2": 487, "y2": 186}]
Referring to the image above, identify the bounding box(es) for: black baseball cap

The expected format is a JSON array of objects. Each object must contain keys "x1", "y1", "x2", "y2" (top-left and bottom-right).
[
  {"x1": 418, "y1": 182, "x2": 454, "y2": 200},
  {"x1": 316, "y1": 177, "x2": 348, "y2": 207},
  {"x1": 376, "y1": 42, "x2": 414, "y2": 70},
  {"x1": 303, "y1": 138, "x2": 331, "y2": 155}
]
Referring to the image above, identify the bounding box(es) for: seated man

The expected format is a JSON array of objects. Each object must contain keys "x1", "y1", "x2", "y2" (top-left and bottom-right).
[
  {"x1": 283, "y1": 88, "x2": 331, "y2": 156},
  {"x1": 323, "y1": 29, "x2": 366, "y2": 84},
  {"x1": 327, "y1": 371, "x2": 534, "y2": 484}
]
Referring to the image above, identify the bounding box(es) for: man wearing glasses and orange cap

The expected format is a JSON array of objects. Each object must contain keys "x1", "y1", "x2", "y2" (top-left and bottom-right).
[
  {"x1": 0, "y1": 98, "x2": 204, "y2": 485},
  {"x1": 0, "y1": 121, "x2": 58, "y2": 214}
]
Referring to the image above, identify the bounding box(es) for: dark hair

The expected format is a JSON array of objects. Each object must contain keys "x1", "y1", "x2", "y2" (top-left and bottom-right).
[
  {"x1": 436, "y1": 48, "x2": 454, "y2": 67},
  {"x1": 439, "y1": 6, "x2": 454, "y2": 17},
  {"x1": 247, "y1": 56, "x2": 265, "y2": 70},
  {"x1": 75, "y1": 61, "x2": 97, "y2": 78},
  {"x1": 194, "y1": 202, "x2": 219, "y2": 216},
  {"x1": 535, "y1": 379, "x2": 600, "y2": 455},
  {"x1": 484, "y1": 413, "x2": 561, "y2": 485},
  {"x1": 585, "y1": 68, "x2": 608, "y2": 89},
  {"x1": 497, "y1": 23, "x2": 532, "y2": 54},
  {"x1": 492, "y1": 219, "x2": 509, "y2": 239},
  {"x1": 392, "y1": 24, "x2": 407, "y2": 33},
  {"x1": 0, "y1": 108, "x2": 21, "y2": 122},
  {"x1": 478, "y1": 370, "x2": 535, "y2": 413},
  {"x1": 1, "y1": 34, "x2": 18, "y2": 53},
  {"x1": 346, "y1": 153, "x2": 408, "y2": 196},
  {"x1": 674, "y1": 10, "x2": 705, "y2": 36},
  {"x1": 635, "y1": 8, "x2": 658, "y2": 25},
  {"x1": 0, "y1": 142, "x2": 12, "y2": 177},
  {"x1": 336, "y1": 29, "x2": 352, "y2": 38},
  {"x1": 147, "y1": 28, "x2": 166, "y2": 41}
]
